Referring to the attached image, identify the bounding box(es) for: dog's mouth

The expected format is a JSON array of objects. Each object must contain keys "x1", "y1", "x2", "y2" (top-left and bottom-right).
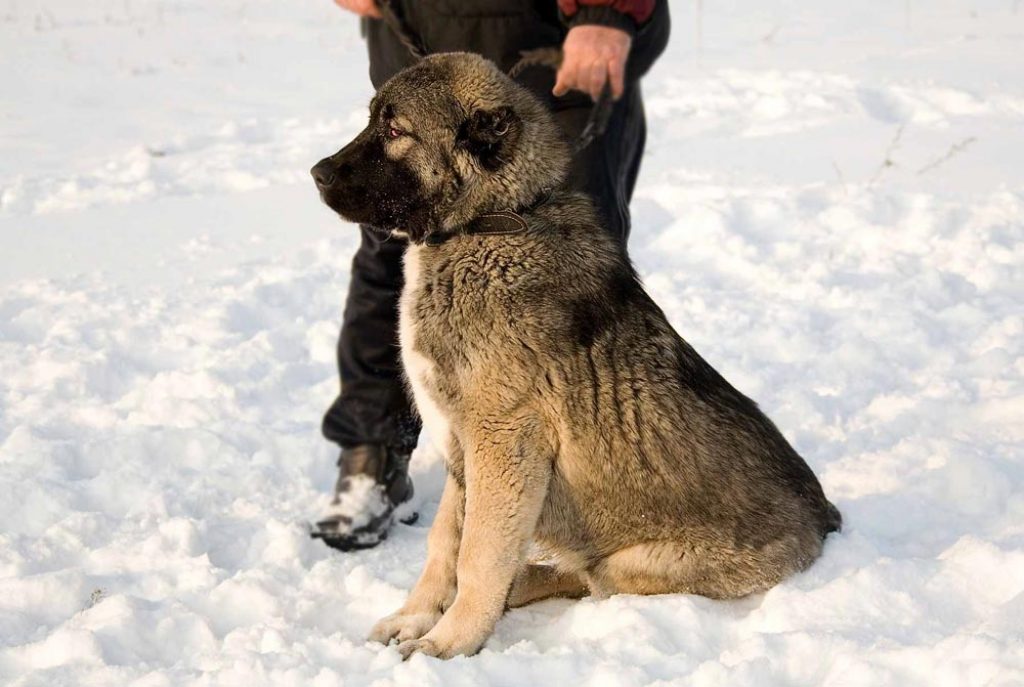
[
  {"x1": 317, "y1": 183, "x2": 420, "y2": 244},
  {"x1": 311, "y1": 147, "x2": 441, "y2": 244},
  {"x1": 311, "y1": 154, "x2": 412, "y2": 231},
  {"x1": 316, "y1": 185, "x2": 364, "y2": 219}
]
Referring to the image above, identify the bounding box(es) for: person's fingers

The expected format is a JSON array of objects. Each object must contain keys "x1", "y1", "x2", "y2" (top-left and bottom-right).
[
  {"x1": 552, "y1": 70, "x2": 567, "y2": 97},
  {"x1": 334, "y1": 0, "x2": 381, "y2": 18},
  {"x1": 556, "y1": 26, "x2": 631, "y2": 100},
  {"x1": 553, "y1": 60, "x2": 577, "y2": 97},
  {"x1": 608, "y1": 54, "x2": 626, "y2": 100},
  {"x1": 587, "y1": 60, "x2": 606, "y2": 101},
  {"x1": 360, "y1": 0, "x2": 382, "y2": 18}
]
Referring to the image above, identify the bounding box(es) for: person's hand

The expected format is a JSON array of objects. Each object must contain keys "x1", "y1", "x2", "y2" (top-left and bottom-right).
[
  {"x1": 554, "y1": 24, "x2": 632, "y2": 101},
  {"x1": 332, "y1": 0, "x2": 380, "y2": 18}
]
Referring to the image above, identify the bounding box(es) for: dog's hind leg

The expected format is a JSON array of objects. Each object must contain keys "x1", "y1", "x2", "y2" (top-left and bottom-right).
[
  {"x1": 507, "y1": 564, "x2": 589, "y2": 608},
  {"x1": 589, "y1": 537, "x2": 819, "y2": 600}
]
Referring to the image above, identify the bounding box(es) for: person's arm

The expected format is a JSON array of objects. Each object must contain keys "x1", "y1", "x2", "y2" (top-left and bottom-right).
[
  {"x1": 554, "y1": 0, "x2": 657, "y2": 101},
  {"x1": 332, "y1": 0, "x2": 379, "y2": 18}
]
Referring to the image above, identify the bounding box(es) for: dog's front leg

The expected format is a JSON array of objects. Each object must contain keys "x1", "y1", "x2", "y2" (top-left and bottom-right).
[
  {"x1": 398, "y1": 420, "x2": 551, "y2": 659},
  {"x1": 369, "y1": 470, "x2": 463, "y2": 644}
]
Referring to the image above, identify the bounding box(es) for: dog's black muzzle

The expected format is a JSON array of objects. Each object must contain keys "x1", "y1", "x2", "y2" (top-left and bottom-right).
[
  {"x1": 311, "y1": 135, "x2": 376, "y2": 223},
  {"x1": 312, "y1": 131, "x2": 431, "y2": 238}
]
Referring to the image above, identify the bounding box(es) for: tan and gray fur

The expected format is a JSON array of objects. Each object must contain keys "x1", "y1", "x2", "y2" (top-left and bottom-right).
[{"x1": 311, "y1": 52, "x2": 841, "y2": 660}]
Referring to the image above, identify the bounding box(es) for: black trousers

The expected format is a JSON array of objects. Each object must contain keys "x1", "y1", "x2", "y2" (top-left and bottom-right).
[{"x1": 322, "y1": 11, "x2": 651, "y2": 452}]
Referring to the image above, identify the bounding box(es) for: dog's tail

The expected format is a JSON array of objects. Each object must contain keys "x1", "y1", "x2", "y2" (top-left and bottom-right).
[{"x1": 825, "y1": 501, "x2": 843, "y2": 534}]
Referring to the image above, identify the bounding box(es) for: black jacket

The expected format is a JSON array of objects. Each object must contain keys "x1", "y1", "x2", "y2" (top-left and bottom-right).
[{"x1": 363, "y1": 0, "x2": 670, "y2": 103}]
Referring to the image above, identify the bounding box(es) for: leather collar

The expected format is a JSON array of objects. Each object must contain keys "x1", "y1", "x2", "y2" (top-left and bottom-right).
[
  {"x1": 422, "y1": 190, "x2": 552, "y2": 247},
  {"x1": 423, "y1": 211, "x2": 527, "y2": 247}
]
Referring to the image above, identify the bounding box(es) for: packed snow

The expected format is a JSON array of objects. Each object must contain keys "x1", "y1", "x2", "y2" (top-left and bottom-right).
[{"x1": 2, "y1": 1, "x2": 1023, "y2": 685}]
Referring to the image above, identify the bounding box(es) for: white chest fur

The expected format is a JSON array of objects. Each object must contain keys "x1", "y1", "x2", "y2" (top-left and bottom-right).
[{"x1": 398, "y1": 245, "x2": 452, "y2": 450}]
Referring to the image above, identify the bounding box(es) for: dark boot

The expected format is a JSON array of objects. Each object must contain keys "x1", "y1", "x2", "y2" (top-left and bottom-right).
[{"x1": 312, "y1": 444, "x2": 417, "y2": 551}]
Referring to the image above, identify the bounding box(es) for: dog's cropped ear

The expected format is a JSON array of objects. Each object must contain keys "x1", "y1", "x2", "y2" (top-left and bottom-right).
[{"x1": 458, "y1": 106, "x2": 521, "y2": 171}]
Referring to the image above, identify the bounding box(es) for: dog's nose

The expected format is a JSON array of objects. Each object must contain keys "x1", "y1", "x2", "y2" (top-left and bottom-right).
[{"x1": 311, "y1": 160, "x2": 336, "y2": 188}]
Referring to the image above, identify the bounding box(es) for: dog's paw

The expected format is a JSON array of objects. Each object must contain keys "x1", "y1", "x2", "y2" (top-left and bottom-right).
[
  {"x1": 395, "y1": 625, "x2": 488, "y2": 660},
  {"x1": 368, "y1": 611, "x2": 441, "y2": 645},
  {"x1": 397, "y1": 637, "x2": 442, "y2": 660}
]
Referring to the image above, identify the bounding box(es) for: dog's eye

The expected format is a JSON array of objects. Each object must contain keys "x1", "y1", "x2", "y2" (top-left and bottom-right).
[{"x1": 387, "y1": 126, "x2": 404, "y2": 140}]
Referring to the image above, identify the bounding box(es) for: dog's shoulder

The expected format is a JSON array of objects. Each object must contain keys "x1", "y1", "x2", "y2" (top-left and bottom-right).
[{"x1": 411, "y1": 190, "x2": 658, "y2": 358}]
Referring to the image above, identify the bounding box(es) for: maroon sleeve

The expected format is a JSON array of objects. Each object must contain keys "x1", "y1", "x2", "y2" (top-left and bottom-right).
[{"x1": 558, "y1": 0, "x2": 656, "y2": 25}]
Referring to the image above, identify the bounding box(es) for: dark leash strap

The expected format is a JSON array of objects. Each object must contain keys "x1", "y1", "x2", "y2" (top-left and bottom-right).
[
  {"x1": 373, "y1": 0, "x2": 614, "y2": 152},
  {"x1": 574, "y1": 83, "x2": 614, "y2": 153},
  {"x1": 375, "y1": 0, "x2": 425, "y2": 60}
]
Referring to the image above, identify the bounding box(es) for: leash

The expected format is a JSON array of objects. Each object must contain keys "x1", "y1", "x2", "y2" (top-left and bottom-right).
[
  {"x1": 373, "y1": 0, "x2": 614, "y2": 152},
  {"x1": 375, "y1": 0, "x2": 425, "y2": 60},
  {"x1": 574, "y1": 83, "x2": 614, "y2": 153}
]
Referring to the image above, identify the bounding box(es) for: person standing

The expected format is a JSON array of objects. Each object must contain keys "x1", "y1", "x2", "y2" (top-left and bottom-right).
[{"x1": 314, "y1": 0, "x2": 670, "y2": 550}]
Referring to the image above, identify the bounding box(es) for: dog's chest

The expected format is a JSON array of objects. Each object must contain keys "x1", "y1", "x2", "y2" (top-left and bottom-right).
[{"x1": 398, "y1": 245, "x2": 453, "y2": 450}]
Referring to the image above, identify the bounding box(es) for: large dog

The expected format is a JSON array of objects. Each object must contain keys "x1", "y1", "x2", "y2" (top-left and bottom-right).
[{"x1": 312, "y1": 52, "x2": 841, "y2": 660}]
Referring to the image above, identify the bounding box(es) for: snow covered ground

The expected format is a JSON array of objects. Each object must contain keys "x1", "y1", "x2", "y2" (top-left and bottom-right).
[{"x1": 2, "y1": 1, "x2": 1023, "y2": 684}]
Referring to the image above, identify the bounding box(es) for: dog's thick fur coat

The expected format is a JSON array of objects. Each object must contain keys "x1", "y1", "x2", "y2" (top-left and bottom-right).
[{"x1": 312, "y1": 53, "x2": 841, "y2": 659}]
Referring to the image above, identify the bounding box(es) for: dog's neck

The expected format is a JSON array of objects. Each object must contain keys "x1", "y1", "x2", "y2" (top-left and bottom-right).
[{"x1": 417, "y1": 187, "x2": 554, "y2": 247}]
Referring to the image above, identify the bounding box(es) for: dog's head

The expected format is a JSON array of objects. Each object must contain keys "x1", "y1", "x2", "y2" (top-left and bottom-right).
[{"x1": 311, "y1": 53, "x2": 571, "y2": 243}]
